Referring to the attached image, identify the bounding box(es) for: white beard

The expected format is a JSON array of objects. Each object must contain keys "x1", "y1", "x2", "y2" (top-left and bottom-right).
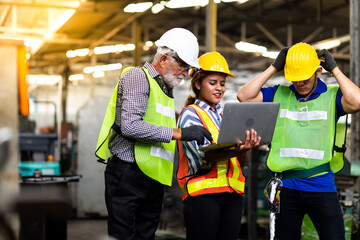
[{"x1": 162, "y1": 62, "x2": 184, "y2": 88}]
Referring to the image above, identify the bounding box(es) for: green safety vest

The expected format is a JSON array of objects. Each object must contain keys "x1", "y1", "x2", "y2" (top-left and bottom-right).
[
  {"x1": 267, "y1": 85, "x2": 346, "y2": 178},
  {"x1": 95, "y1": 66, "x2": 176, "y2": 186}
]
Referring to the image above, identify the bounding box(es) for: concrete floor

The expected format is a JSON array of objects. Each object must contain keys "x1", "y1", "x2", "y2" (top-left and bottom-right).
[
  {"x1": 67, "y1": 218, "x2": 108, "y2": 240},
  {"x1": 67, "y1": 218, "x2": 187, "y2": 240},
  {"x1": 66, "y1": 218, "x2": 268, "y2": 240}
]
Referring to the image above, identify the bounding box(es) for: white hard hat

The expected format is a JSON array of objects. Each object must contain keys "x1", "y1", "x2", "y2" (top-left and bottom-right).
[{"x1": 155, "y1": 28, "x2": 200, "y2": 68}]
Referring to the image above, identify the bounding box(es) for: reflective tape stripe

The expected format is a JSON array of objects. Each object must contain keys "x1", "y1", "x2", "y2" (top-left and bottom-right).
[
  {"x1": 156, "y1": 103, "x2": 175, "y2": 119},
  {"x1": 187, "y1": 176, "x2": 229, "y2": 192},
  {"x1": 280, "y1": 109, "x2": 327, "y2": 121},
  {"x1": 280, "y1": 148, "x2": 325, "y2": 160},
  {"x1": 150, "y1": 146, "x2": 174, "y2": 162},
  {"x1": 228, "y1": 178, "x2": 245, "y2": 192}
]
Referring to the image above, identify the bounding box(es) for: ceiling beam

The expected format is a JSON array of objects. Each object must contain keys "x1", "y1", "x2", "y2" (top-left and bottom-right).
[
  {"x1": 302, "y1": 26, "x2": 324, "y2": 43},
  {"x1": 0, "y1": 5, "x2": 11, "y2": 26},
  {"x1": 255, "y1": 22, "x2": 284, "y2": 49},
  {"x1": 89, "y1": 0, "x2": 162, "y2": 49},
  {"x1": 0, "y1": 1, "x2": 78, "y2": 10}
]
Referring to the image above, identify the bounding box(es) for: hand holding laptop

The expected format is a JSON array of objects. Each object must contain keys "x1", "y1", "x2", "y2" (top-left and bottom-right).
[
  {"x1": 234, "y1": 129, "x2": 261, "y2": 152},
  {"x1": 199, "y1": 102, "x2": 279, "y2": 151}
]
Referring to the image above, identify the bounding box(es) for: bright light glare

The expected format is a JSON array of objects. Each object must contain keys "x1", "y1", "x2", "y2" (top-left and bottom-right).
[
  {"x1": 53, "y1": 10, "x2": 76, "y2": 30},
  {"x1": 143, "y1": 41, "x2": 153, "y2": 51},
  {"x1": 23, "y1": 38, "x2": 43, "y2": 53},
  {"x1": 67, "y1": 44, "x2": 135, "y2": 58},
  {"x1": 94, "y1": 44, "x2": 135, "y2": 55},
  {"x1": 83, "y1": 63, "x2": 123, "y2": 74},
  {"x1": 124, "y1": 2, "x2": 153, "y2": 13},
  {"x1": 314, "y1": 40, "x2": 341, "y2": 50},
  {"x1": 71, "y1": 1, "x2": 81, "y2": 8},
  {"x1": 235, "y1": 41, "x2": 267, "y2": 53},
  {"x1": 166, "y1": 0, "x2": 208, "y2": 8},
  {"x1": 262, "y1": 51, "x2": 279, "y2": 59},
  {"x1": 152, "y1": 3, "x2": 165, "y2": 14},
  {"x1": 66, "y1": 48, "x2": 89, "y2": 58},
  {"x1": 74, "y1": 48, "x2": 89, "y2": 57},
  {"x1": 92, "y1": 71, "x2": 105, "y2": 78},
  {"x1": 69, "y1": 74, "x2": 84, "y2": 81},
  {"x1": 164, "y1": 0, "x2": 248, "y2": 8},
  {"x1": 145, "y1": 41, "x2": 153, "y2": 47},
  {"x1": 221, "y1": 0, "x2": 249, "y2": 3},
  {"x1": 101, "y1": 63, "x2": 123, "y2": 71},
  {"x1": 27, "y1": 75, "x2": 62, "y2": 86}
]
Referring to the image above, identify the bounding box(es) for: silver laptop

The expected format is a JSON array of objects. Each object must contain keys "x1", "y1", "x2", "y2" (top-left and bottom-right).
[{"x1": 199, "y1": 102, "x2": 280, "y2": 151}]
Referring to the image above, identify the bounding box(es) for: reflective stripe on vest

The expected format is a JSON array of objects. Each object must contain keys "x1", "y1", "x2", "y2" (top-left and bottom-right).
[
  {"x1": 267, "y1": 85, "x2": 339, "y2": 173},
  {"x1": 177, "y1": 104, "x2": 245, "y2": 200},
  {"x1": 134, "y1": 68, "x2": 176, "y2": 187}
]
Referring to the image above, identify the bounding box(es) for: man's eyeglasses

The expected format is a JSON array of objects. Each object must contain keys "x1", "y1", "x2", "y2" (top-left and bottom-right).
[{"x1": 170, "y1": 55, "x2": 191, "y2": 72}]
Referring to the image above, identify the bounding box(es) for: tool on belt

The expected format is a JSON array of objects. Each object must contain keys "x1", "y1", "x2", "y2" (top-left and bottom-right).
[{"x1": 264, "y1": 174, "x2": 283, "y2": 240}]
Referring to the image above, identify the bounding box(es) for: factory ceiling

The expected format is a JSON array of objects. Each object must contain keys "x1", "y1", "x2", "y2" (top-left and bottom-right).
[{"x1": 0, "y1": 0, "x2": 351, "y2": 76}]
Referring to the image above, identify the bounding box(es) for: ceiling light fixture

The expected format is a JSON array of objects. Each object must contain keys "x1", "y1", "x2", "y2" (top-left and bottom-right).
[
  {"x1": 165, "y1": 0, "x2": 208, "y2": 9},
  {"x1": 69, "y1": 74, "x2": 84, "y2": 81},
  {"x1": 93, "y1": 44, "x2": 135, "y2": 55},
  {"x1": 125, "y1": 0, "x2": 249, "y2": 12},
  {"x1": 83, "y1": 63, "x2": 123, "y2": 74},
  {"x1": 27, "y1": 75, "x2": 62, "y2": 86},
  {"x1": 235, "y1": 41, "x2": 279, "y2": 59},
  {"x1": 261, "y1": 51, "x2": 279, "y2": 59},
  {"x1": 66, "y1": 43, "x2": 135, "y2": 58},
  {"x1": 312, "y1": 35, "x2": 350, "y2": 50},
  {"x1": 235, "y1": 41, "x2": 267, "y2": 53},
  {"x1": 66, "y1": 48, "x2": 90, "y2": 58},
  {"x1": 221, "y1": 0, "x2": 249, "y2": 3},
  {"x1": 152, "y1": 2, "x2": 166, "y2": 14},
  {"x1": 92, "y1": 71, "x2": 105, "y2": 78}
]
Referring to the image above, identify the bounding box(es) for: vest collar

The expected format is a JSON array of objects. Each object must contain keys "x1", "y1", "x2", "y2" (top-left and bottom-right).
[{"x1": 194, "y1": 99, "x2": 222, "y2": 114}]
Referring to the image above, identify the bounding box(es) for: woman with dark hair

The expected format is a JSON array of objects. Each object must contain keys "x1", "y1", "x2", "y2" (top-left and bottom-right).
[{"x1": 177, "y1": 52, "x2": 261, "y2": 240}]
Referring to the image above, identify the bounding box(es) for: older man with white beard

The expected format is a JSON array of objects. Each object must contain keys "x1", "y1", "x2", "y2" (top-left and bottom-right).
[{"x1": 95, "y1": 28, "x2": 213, "y2": 240}]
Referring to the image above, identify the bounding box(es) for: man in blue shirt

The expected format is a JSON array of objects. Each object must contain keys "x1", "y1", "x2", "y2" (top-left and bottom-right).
[{"x1": 237, "y1": 42, "x2": 360, "y2": 240}]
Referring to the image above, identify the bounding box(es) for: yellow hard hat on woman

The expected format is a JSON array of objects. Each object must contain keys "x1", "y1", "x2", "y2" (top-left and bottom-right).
[
  {"x1": 284, "y1": 42, "x2": 320, "y2": 81},
  {"x1": 191, "y1": 51, "x2": 234, "y2": 77}
]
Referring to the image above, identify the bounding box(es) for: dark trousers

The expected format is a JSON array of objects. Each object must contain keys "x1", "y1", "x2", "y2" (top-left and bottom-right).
[
  {"x1": 104, "y1": 157, "x2": 164, "y2": 240},
  {"x1": 275, "y1": 188, "x2": 345, "y2": 240},
  {"x1": 183, "y1": 192, "x2": 244, "y2": 240}
]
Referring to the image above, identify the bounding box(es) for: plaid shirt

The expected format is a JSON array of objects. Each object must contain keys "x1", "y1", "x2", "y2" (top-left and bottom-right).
[{"x1": 108, "y1": 62, "x2": 173, "y2": 163}]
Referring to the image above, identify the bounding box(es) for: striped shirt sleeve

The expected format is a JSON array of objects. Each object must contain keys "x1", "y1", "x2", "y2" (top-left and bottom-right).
[{"x1": 177, "y1": 106, "x2": 210, "y2": 174}]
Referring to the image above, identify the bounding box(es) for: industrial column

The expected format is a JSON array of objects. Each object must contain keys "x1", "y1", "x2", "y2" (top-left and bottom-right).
[
  {"x1": 0, "y1": 39, "x2": 23, "y2": 239},
  {"x1": 132, "y1": 20, "x2": 142, "y2": 66},
  {"x1": 205, "y1": 0, "x2": 217, "y2": 52}
]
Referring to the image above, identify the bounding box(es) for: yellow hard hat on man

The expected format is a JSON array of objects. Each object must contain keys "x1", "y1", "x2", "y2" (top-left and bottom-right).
[{"x1": 284, "y1": 42, "x2": 320, "y2": 82}]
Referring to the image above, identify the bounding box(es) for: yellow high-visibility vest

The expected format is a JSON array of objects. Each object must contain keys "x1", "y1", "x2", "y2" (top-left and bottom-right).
[
  {"x1": 177, "y1": 104, "x2": 245, "y2": 200},
  {"x1": 95, "y1": 67, "x2": 176, "y2": 186}
]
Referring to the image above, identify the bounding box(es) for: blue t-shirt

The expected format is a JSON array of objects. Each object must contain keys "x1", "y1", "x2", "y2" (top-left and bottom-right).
[{"x1": 261, "y1": 79, "x2": 346, "y2": 192}]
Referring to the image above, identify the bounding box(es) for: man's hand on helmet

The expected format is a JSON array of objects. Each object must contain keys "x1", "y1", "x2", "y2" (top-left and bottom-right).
[
  {"x1": 272, "y1": 47, "x2": 289, "y2": 72},
  {"x1": 317, "y1": 49, "x2": 338, "y2": 73}
]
